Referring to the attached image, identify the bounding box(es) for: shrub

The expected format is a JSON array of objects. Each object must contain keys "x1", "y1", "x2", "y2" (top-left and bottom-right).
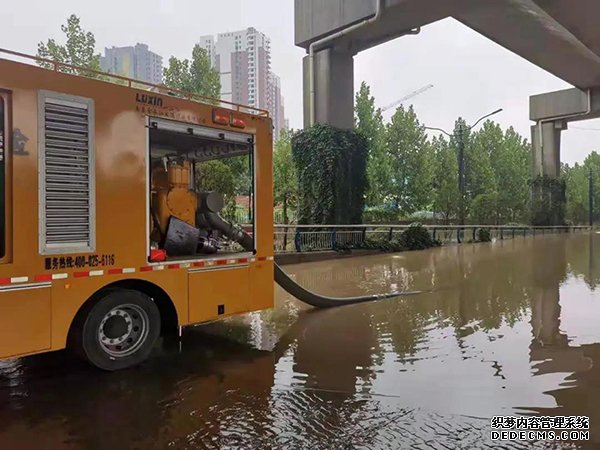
[
  {"x1": 335, "y1": 223, "x2": 440, "y2": 253},
  {"x1": 368, "y1": 238, "x2": 406, "y2": 252},
  {"x1": 398, "y1": 223, "x2": 440, "y2": 250},
  {"x1": 335, "y1": 238, "x2": 405, "y2": 253},
  {"x1": 477, "y1": 228, "x2": 492, "y2": 242}
]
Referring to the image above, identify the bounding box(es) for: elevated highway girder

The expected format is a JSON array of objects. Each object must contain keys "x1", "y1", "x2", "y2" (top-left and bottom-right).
[{"x1": 295, "y1": 0, "x2": 600, "y2": 180}]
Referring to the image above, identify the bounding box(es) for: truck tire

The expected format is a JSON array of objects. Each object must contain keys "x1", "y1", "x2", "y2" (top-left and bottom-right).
[{"x1": 72, "y1": 289, "x2": 161, "y2": 371}]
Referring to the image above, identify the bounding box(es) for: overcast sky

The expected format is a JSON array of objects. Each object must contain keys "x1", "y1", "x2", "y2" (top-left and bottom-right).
[{"x1": 1, "y1": 0, "x2": 599, "y2": 164}]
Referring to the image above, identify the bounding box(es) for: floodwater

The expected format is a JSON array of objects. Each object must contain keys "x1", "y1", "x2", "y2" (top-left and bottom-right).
[{"x1": 1, "y1": 234, "x2": 600, "y2": 449}]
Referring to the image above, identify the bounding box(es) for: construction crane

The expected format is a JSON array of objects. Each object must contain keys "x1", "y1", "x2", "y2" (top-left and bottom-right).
[{"x1": 381, "y1": 84, "x2": 434, "y2": 112}]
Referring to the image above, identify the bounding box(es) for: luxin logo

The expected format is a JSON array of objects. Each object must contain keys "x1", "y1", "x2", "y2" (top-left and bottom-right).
[{"x1": 136, "y1": 93, "x2": 163, "y2": 107}]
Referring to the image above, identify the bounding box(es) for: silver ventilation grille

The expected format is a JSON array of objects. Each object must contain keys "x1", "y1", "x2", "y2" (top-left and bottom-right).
[{"x1": 39, "y1": 92, "x2": 95, "y2": 254}]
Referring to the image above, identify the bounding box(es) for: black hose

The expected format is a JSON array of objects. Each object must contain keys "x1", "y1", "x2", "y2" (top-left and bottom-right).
[
  {"x1": 203, "y1": 209, "x2": 425, "y2": 308},
  {"x1": 199, "y1": 192, "x2": 423, "y2": 308},
  {"x1": 203, "y1": 211, "x2": 253, "y2": 250},
  {"x1": 273, "y1": 263, "x2": 425, "y2": 308}
]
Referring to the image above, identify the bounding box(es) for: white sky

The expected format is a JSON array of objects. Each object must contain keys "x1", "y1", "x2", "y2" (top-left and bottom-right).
[{"x1": 1, "y1": 0, "x2": 599, "y2": 164}]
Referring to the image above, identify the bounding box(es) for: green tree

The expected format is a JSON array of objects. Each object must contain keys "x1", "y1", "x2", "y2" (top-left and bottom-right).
[
  {"x1": 220, "y1": 156, "x2": 251, "y2": 196},
  {"x1": 196, "y1": 160, "x2": 237, "y2": 220},
  {"x1": 273, "y1": 129, "x2": 298, "y2": 224},
  {"x1": 472, "y1": 121, "x2": 502, "y2": 223},
  {"x1": 565, "y1": 151, "x2": 600, "y2": 225},
  {"x1": 355, "y1": 82, "x2": 390, "y2": 206},
  {"x1": 385, "y1": 105, "x2": 432, "y2": 216},
  {"x1": 458, "y1": 119, "x2": 497, "y2": 223},
  {"x1": 164, "y1": 45, "x2": 221, "y2": 98},
  {"x1": 37, "y1": 14, "x2": 101, "y2": 76},
  {"x1": 564, "y1": 163, "x2": 588, "y2": 224},
  {"x1": 584, "y1": 152, "x2": 600, "y2": 225},
  {"x1": 471, "y1": 192, "x2": 499, "y2": 225},
  {"x1": 431, "y1": 135, "x2": 459, "y2": 223},
  {"x1": 495, "y1": 126, "x2": 531, "y2": 223}
]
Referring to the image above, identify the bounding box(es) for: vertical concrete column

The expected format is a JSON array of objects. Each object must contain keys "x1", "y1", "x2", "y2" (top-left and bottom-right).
[
  {"x1": 303, "y1": 47, "x2": 355, "y2": 129},
  {"x1": 531, "y1": 120, "x2": 567, "y2": 225},
  {"x1": 531, "y1": 121, "x2": 564, "y2": 178}
]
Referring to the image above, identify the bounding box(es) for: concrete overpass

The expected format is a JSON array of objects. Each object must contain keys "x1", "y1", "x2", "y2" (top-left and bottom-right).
[{"x1": 295, "y1": 0, "x2": 600, "y2": 179}]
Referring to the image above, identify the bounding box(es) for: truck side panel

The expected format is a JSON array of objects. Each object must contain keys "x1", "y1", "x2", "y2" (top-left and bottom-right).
[
  {"x1": 0, "y1": 58, "x2": 274, "y2": 359},
  {"x1": 0, "y1": 286, "x2": 51, "y2": 358}
]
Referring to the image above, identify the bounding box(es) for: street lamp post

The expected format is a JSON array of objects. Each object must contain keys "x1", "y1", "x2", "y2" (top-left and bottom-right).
[
  {"x1": 590, "y1": 167, "x2": 593, "y2": 227},
  {"x1": 425, "y1": 108, "x2": 503, "y2": 226},
  {"x1": 457, "y1": 123, "x2": 466, "y2": 226}
]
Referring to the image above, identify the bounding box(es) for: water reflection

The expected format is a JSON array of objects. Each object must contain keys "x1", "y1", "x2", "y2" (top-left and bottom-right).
[{"x1": 1, "y1": 234, "x2": 600, "y2": 448}]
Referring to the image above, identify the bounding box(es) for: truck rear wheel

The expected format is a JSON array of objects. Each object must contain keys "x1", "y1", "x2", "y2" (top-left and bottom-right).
[{"x1": 73, "y1": 289, "x2": 161, "y2": 371}]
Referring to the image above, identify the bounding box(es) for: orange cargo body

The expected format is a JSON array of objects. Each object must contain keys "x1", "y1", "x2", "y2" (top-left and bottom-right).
[{"x1": 0, "y1": 50, "x2": 274, "y2": 369}]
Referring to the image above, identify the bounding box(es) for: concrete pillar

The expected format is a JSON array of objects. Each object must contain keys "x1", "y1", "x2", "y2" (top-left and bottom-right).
[
  {"x1": 531, "y1": 121, "x2": 565, "y2": 178},
  {"x1": 531, "y1": 120, "x2": 568, "y2": 225},
  {"x1": 303, "y1": 47, "x2": 355, "y2": 129}
]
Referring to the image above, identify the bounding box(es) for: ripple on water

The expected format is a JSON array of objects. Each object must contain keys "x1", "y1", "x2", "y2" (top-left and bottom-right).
[{"x1": 0, "y1": 234, "x2": 599, "y2": 449}]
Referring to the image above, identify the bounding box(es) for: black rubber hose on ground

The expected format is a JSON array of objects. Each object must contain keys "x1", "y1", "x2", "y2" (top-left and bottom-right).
[
  {"x1": 203, "y1": 209, "x2": 425, "y2": 308},
  {"x1": 273, "y1": 263, "x2": 425, "y2": 308}
]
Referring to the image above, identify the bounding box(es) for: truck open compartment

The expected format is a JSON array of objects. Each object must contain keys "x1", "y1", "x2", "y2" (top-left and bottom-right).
[{"x1": 148, "y1": 118, "x2": 255, "y2": 262}]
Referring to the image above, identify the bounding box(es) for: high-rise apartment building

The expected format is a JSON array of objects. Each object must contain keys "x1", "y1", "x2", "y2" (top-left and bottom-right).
[
  {"x1": 269, "y1": 73, "x2": 286, "y2": 140},
  {"x1": 100, "y1": 43, "x2": 163, "y2": 85},
  {"x1": 199, "y1": 28, "x2": 286, "y2": 140}
]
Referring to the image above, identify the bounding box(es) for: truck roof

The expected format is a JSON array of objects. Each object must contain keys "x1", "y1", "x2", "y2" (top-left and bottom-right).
[{"x1": 0, "y1": 47, "x2": 269, "y2": 118}]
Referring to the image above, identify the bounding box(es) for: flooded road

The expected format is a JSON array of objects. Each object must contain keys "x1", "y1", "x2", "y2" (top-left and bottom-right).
[{"x1": 1, "y1": 233, "x2": 600, "y2": 449}]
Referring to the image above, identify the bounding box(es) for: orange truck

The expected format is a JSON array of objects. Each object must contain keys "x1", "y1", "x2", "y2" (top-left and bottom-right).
[
  {"x1": 0, "y1": 49, "x2": 275, "y2": 370},
  {"x1": 0, "y1": 49, "x2": 403, "y2": 371}
]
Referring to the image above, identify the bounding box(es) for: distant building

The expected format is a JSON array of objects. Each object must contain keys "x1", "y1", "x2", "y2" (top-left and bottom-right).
[
  {"x1": 198, "y1": 35, "x2": 217, "y2": 69},
  {"x1": 199, "y1": 27, "x2": 286, "y2": 141},
  {"x1": 269, "y1": 73, "x2": 287, "y2": 141},
  {"x1": 100, "y1": 43, "x2": 163, "y2": 85}
]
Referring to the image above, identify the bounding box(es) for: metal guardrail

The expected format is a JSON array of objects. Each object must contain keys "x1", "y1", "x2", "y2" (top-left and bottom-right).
[{"x1": 273, "y1": 224, "x2": 592, "y2": 253}]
